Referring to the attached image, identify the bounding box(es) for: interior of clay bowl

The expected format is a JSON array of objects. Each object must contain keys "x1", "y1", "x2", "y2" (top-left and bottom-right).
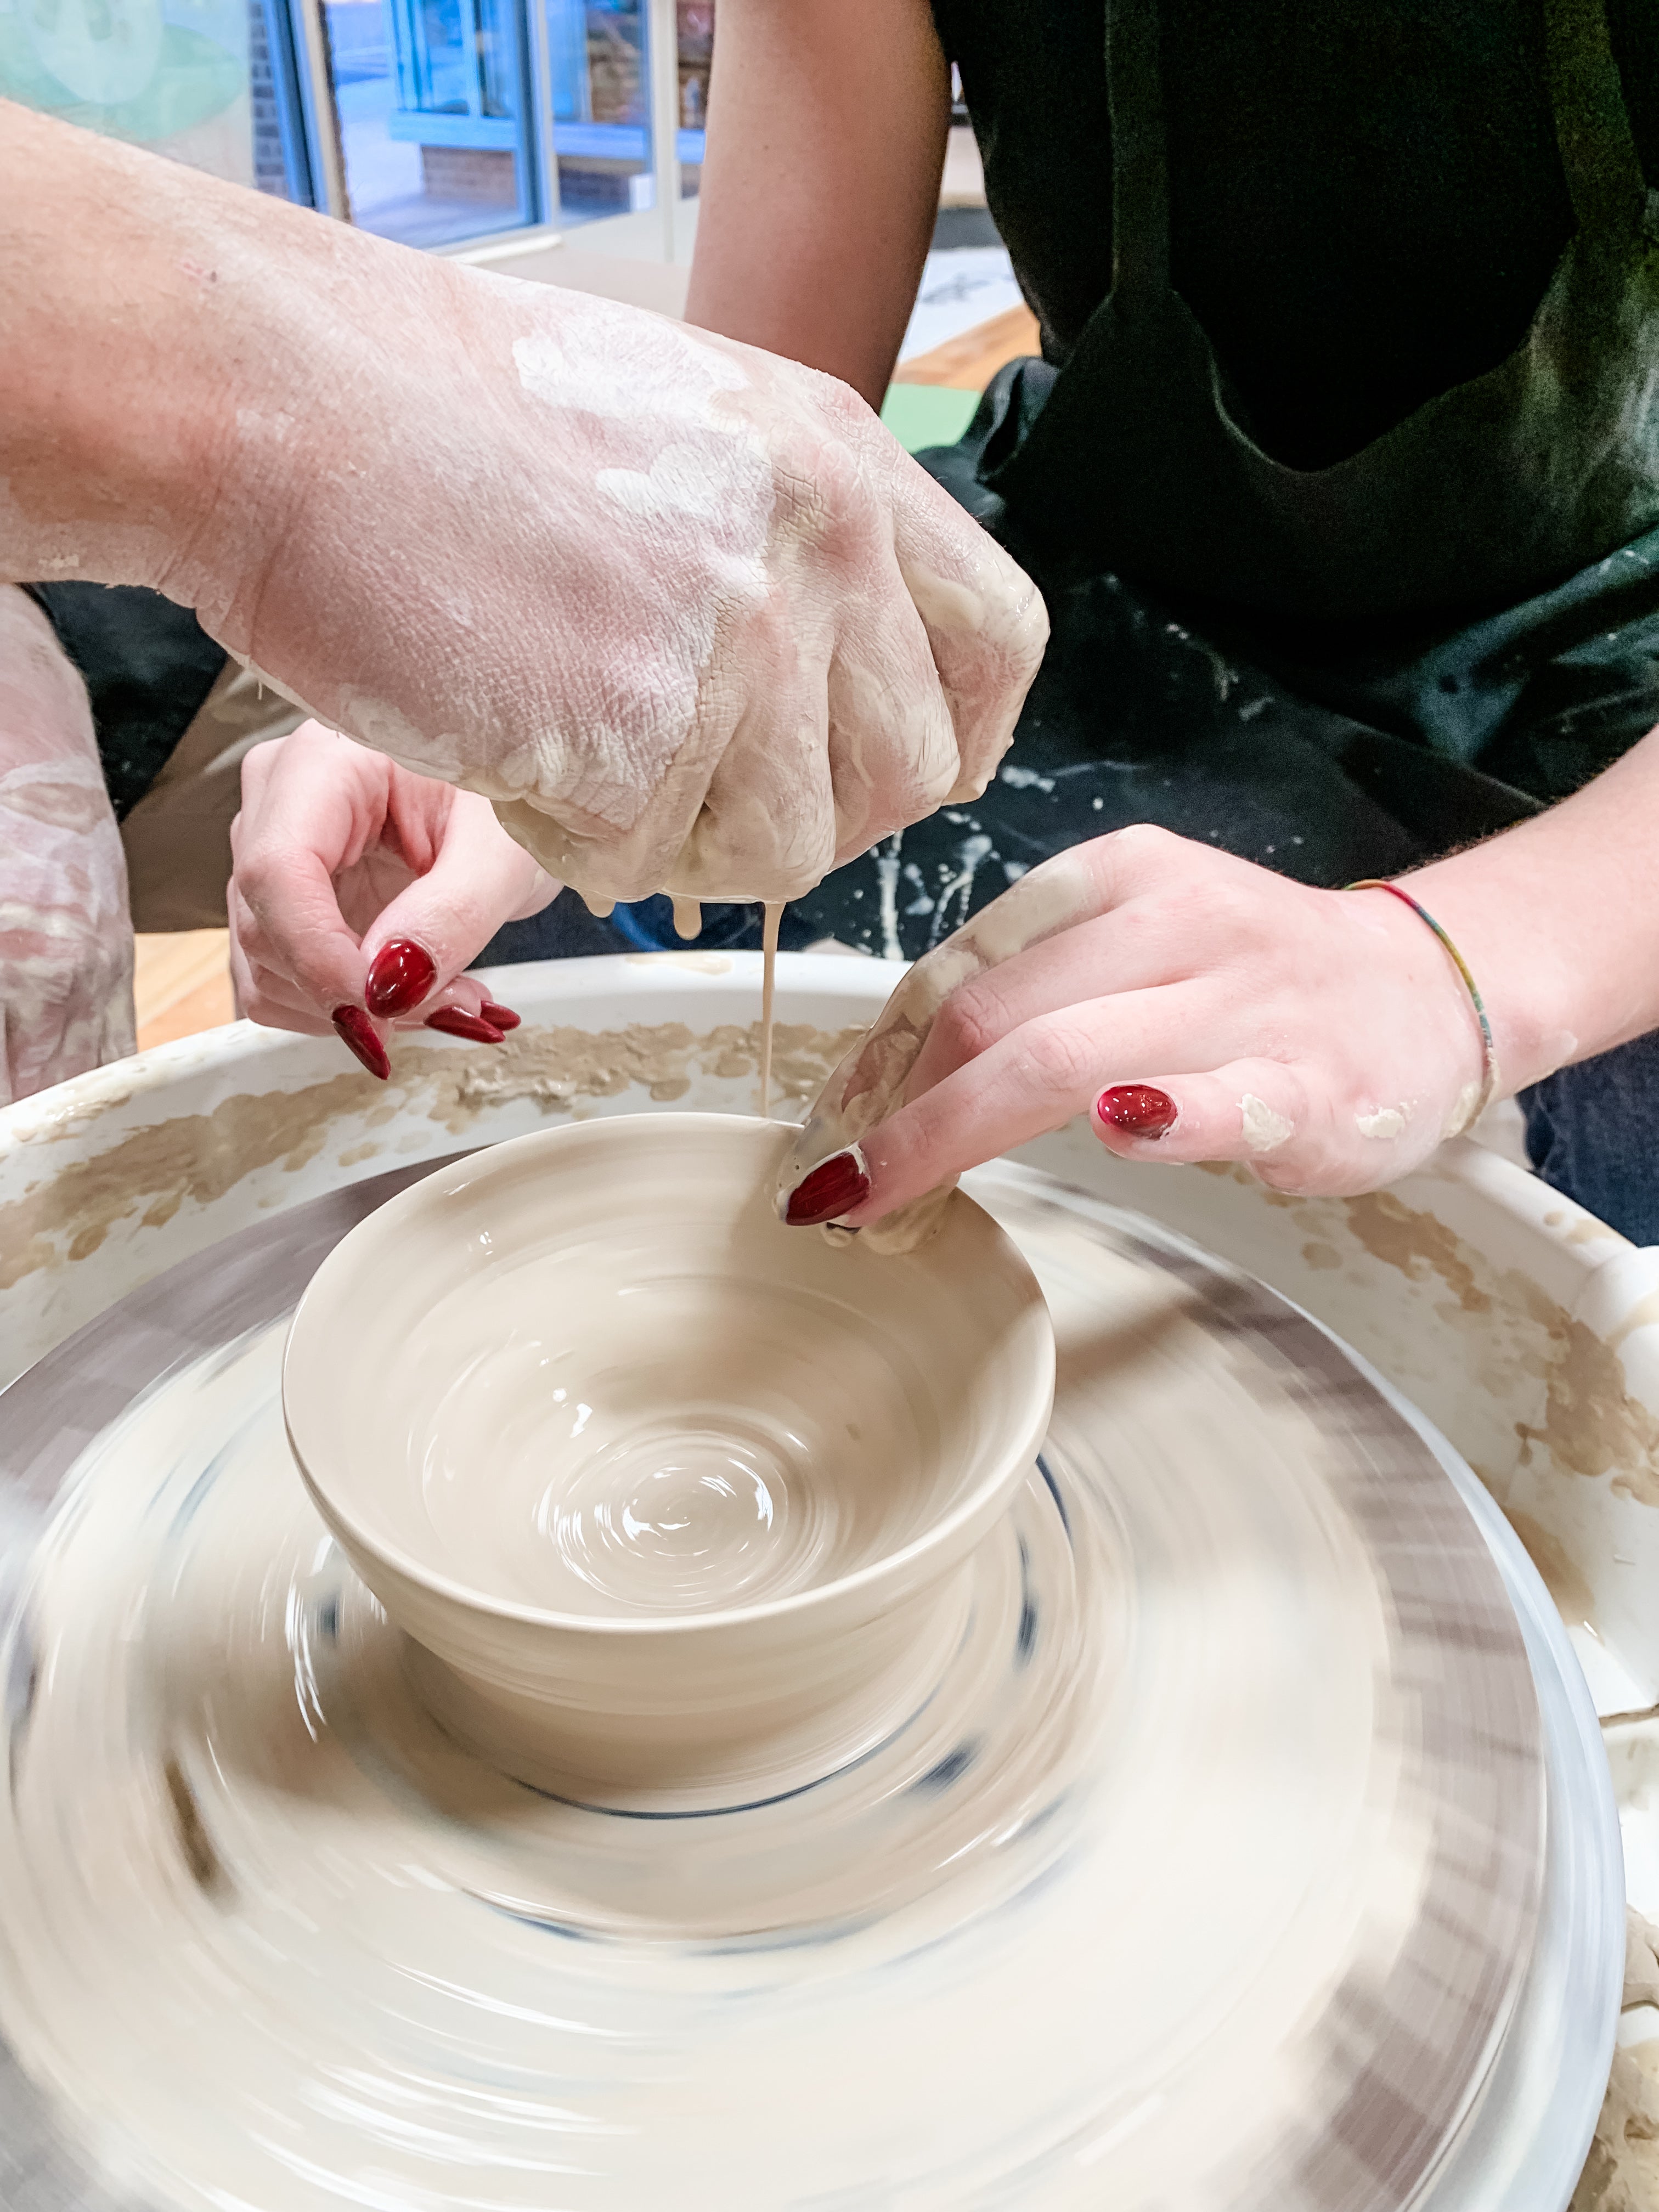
[{"x1": 283, "y1": 1114, "x2": 1054, "y2": 1799}]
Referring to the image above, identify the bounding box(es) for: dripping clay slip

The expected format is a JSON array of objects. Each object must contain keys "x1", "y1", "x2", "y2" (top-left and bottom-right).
[
  {"x1": 758, "y1": 901, "x2": 783, "y2": 1114},
  {"x1": 282, "y1": 1114, "x2": 1054, "y2": 1808},
  {"x1": 669, "y1": 899, "x2": 787, "y2": 1114}
]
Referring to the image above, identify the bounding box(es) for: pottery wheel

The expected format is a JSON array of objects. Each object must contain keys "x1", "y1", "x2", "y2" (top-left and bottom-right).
[{"x1": 0, "y1": 1154, "x2": 1543, "y2": 2211}]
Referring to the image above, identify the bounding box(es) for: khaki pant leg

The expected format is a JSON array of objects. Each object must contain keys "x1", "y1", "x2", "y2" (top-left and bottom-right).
[{"x1": 120, "y1": 662, "x2": 306, "y2": 933}]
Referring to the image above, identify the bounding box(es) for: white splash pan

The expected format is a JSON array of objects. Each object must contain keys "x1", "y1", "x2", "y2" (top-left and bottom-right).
[{"x1": 0, "y1": 948, "x2": 1649, "y2": 2200}]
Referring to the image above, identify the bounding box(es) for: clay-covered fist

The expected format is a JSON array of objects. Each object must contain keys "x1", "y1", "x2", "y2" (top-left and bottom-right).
[
  {"x1": 184, "y1": 264, "x2": 1048, "y2": 909},
  {"x1": 778, "y1": 826, "x2": 1493, "y2": 1243}
]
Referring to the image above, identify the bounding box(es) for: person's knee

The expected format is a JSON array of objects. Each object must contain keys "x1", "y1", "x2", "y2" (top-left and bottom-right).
[{"x1": 0, "y1": 586, "x2": 135, "y2": 1104}]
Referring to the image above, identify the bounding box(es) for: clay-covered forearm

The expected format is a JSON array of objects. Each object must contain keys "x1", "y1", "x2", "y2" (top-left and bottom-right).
[
  {"x1": 1406, "y1": 724, "x2": 1659, "y2": 1092},
  {"x1": 685, "y1": 0, "x2": 950, "y2": 408},
  {"x1": 0, "y1": 99, "x2": 442, "y2": 630},
  {"x1": 0, "y1": 100, "x2": 258, "y2": 591},
  {"x1": 0, "y1": 99, "x2": 456, "y2": 648}
]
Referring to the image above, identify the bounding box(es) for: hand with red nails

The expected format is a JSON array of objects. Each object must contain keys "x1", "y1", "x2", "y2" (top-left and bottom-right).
[
  {"x1": 229, "y1": 721, "x2": 553, "y2": 1073},
  {"x1": 777, "y1": 822, "x2": 1547, "y2": 1245}
]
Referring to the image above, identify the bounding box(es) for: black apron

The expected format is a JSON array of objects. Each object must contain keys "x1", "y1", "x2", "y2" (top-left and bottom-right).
[{"x1": 784, "y1": 0, "x2": 1659, "y2": 959}]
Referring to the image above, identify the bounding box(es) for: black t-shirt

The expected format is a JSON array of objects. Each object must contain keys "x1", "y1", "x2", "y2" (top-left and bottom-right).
[{"x1": 936, "y1": 0, "x2": 1659, "y2": 467}]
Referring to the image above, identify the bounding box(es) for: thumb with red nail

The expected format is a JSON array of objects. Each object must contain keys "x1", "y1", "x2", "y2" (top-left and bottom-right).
[{"x1": 229, "y1": 722, "x2": 557, "y2": 1073}]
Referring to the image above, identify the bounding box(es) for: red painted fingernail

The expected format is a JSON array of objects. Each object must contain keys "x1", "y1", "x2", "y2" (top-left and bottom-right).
[
  {"x1": 785, "y1": 1148, "x2": 871, "y2": 1226},
  {"x1": 425, "y1": 1008, "x2": 506, "y2": 1044},
  {"x1": 478, "y1": 1000, "x2": 521, "y2": 1031},
  {"x1": 364, "y1": 938, "x2": 437, "y2": 1018},
  {"x1": 1097, "y1": 1085, "x2": 1177, "y2": 1138},
  {"x1": 332, "y1": 1005, "x2": 390, "y2": 1080}
]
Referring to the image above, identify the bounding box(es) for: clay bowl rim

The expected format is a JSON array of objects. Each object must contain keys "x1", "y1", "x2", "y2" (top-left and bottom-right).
[{"x1": 283, "y1": 1113, "x2": 1056, "y2": 1642}]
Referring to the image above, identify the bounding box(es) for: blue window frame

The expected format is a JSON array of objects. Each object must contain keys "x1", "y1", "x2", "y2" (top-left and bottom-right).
[
  {"x1": 319, "y1": 0, "x2": 537, "y2": 246},
  {"x1": 1, "y1": 0, "x2": 712, "y2": 250}
]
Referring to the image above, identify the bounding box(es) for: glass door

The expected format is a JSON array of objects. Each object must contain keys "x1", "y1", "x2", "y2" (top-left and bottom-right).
[
  {"x1": 543, "y1": 0, "x2": 651, "y2": 224},
  {"x1": 320, "y1": 0, "x2": 538, "y2": 244},
  {"x1": 537, "y1": 0, "x2": 708, "y2": 253}
]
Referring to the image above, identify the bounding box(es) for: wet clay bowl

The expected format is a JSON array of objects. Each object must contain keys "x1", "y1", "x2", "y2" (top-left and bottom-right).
[{"x1": 283, "y1": 1114, "x2": 1055, "y2": 1809}]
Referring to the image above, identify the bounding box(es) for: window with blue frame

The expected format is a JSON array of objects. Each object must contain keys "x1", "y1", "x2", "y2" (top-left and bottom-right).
[
  {"x1": 324, "y1": 0, "x2": 535, "y2": 246},
  {"x1": 546, "y1": 0, "x2": 645, "y2": 219},
  {"x1": 1, "y1": 0, "x2": 713, "y2": 247},
  {"x1": 543, "y1": 0, "x2": 707, "y2": 222}
]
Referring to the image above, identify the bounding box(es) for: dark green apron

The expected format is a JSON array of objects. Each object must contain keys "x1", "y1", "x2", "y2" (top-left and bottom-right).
[
  {"x1": 995, "y1": 0, "x2": 1659, "y2": 619},
  {"x1": 790, "y1": 0, "x2": 1659, "y2": 958}
]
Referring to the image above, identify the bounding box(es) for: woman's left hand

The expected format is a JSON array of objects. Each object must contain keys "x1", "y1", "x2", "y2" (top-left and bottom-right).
[
  {"x1": 777, "y1": 825, "x2": 1492, "y2": 1240},
  {"x1": 229, "y1": 721, "x2": 558, "y2": 1074}
]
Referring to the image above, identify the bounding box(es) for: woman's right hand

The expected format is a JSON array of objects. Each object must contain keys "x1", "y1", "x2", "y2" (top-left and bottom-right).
[
  {"x1": 774, "y1": 827, "x2": 1499, "y2": 1247},
  {"x1": 229, "y1": 723, "x2": 558, "y2": 1077}
]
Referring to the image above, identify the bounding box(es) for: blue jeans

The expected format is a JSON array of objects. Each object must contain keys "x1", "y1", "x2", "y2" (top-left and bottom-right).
[{"x1": 1521, "y1": 1031, "x2": 1659, "y2": 1246}]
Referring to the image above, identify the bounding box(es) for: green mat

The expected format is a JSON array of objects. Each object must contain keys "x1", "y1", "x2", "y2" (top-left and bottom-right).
[{"x1": 879, "y1": 384, "x2": 980, "y2": 455}]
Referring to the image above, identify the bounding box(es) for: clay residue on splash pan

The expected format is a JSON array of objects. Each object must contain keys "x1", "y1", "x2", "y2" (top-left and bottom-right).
[
  {"x1": 1341, "y1": 1188, "x2": 1659, "y2": 1506},
  {"x1": 1571, "y1": 1917, "x2": 1659, "y2": 2210},
  {"x1": 1506, "y1": 1509, "x2": 1598, "y2": 1629},
  {"x1": 1576, "y1": 2036, "x2": 1659, "y2": 2212},
  {"x1": 0, "y1": 1020, "x2": 862, "y2": 1291},
  {"x1": 449, "y1": 1020, "x2": 856, "y2": 1119},
  {"x1": 1341, "y1": 1189, "x2": 1491, "y2": 1314},
  {"x1": 0, "y1": 1071, "x2": 376, "y2": 1294}
]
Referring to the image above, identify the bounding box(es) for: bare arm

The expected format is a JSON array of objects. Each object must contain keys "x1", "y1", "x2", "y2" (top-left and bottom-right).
[
  {"x1": 1407, "y1": 724, "x2": 1659, "y2": 1091},
  {"x1": 0, "y1": 100, "x2": 239, "y2": 595},
  {"x1": 686, "y1": 0, "x2": 950, "y2": 407}
]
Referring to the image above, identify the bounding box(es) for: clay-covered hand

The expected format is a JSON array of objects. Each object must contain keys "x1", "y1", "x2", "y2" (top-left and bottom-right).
[
  {"x1": 0, "y1": 586, "x2": 135, "y2": 1107},
  {"x1": 229, "y1": 721, "x2": 558, "y2": 1076},
  {"x1": 175, "y1": 245, "x2": 1046, "y2": 908},
  {"x1": 777, "y1": 826, "x2": 1492, "y2": 1245},
  {"x1": 1, "y1": 114, "x2": 1046, "y2": 912}
]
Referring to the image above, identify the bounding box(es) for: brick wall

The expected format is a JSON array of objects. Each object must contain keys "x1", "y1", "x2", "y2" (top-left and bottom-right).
[{"x1": 247, "y1": 0, "x2": 291, "y2": 195}]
